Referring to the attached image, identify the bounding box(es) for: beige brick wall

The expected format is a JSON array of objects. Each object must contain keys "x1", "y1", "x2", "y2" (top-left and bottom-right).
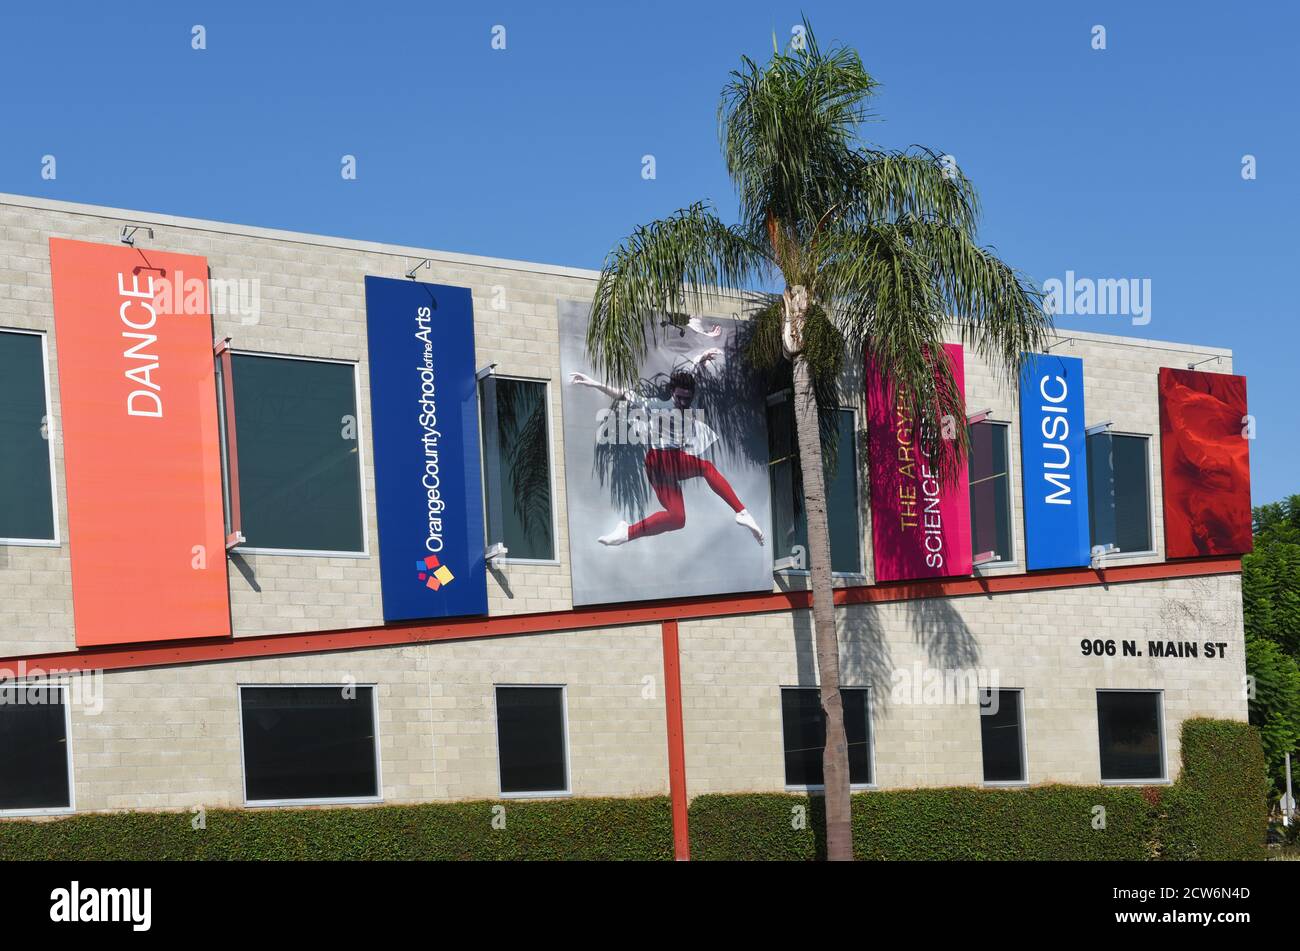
[
  {"x1": 68, "y1": 624, "x2": 667, "y2": 812},
  {"x1": 0, "y1": 194, "x2": 1250, "y2": 815},
  {"x1": 680, "y1": 572, "x2": 1246, "y2": 794},
  {"x1": 43, "y1": 572, "x2": 1246, "y2": 813}
]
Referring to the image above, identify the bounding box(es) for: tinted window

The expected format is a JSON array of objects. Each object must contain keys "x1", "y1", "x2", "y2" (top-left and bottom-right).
[
  {"x1": 781, "y1": 688, "x2": 871, "y2": 786},
  {"x1": 1097, "y1": 691, "x2": 1164, "y2": 781},
  {"x1": 231, "y1": 354, "x2": 364, "y2": 552},
  {"x1": 969, "y1": 422, "x2": 1012, "y2": 561},
  {"x1": 979, "y1": 688, "x2": 1025, "y2": 782},
  {"x1": 768, "y1": 402, "x2": 860, "y2": 573},
  {"x1": 481, "y1": 378, "x2": 554, "y2": 560},
  {"x1": 240, "y1": 686, "x2": 378, "y2": 802},
  {"x1": 0, "y1": 332, "x2": 55, "y2": 541},
  {"x1": 1087, "y1": 433, "x2": 1152, "y2": 553},
  {"x1": 496, "y1": 686, "x2": 567, "y2": 793},
  {"x1": 0, "y1": 685, "x2": 70, "y2": 810}
]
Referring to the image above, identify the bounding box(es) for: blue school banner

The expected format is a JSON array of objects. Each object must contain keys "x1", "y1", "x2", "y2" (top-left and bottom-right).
[
  {"x1": 1018, "y1": 353, "x2": 1091, "y2": 570},
  {"x1": 364, "y1": 276, "x2": 487, "y2": 620}
]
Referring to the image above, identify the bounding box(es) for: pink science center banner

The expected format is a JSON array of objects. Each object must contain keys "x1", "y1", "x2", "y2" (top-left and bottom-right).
[{"x1": 866, "y1": 344, "x2": 973, "y2": 582}]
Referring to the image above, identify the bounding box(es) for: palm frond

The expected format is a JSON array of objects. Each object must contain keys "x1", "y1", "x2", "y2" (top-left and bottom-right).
[
  {"x1": 719, "y1": 16, "x2": 879, "y2": 260},
  {"x1": 897, "y1": 216, "x2": 1051, "y2": 382},
  {"x1": 587, "y1": 202, "x2": 768, "y2": 388}
]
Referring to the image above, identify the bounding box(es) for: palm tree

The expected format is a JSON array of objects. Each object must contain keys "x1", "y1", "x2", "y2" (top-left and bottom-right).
[{"x1": 583, "y1": 21, "x2": 1049, "y2": 861}]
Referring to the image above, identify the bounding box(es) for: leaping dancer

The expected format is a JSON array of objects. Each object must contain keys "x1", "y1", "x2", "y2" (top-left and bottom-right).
[{"x1": 568, "y1": 341, "x2": 765, "y2": 547}]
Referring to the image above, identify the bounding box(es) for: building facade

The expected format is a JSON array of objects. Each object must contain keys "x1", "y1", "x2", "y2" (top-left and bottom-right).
[{"x1": 0, "y1": 194, "x2": 1251, "y2": 832}]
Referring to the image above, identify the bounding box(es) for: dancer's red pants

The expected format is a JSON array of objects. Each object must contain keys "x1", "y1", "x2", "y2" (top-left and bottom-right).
[{"x1": 628, "y1": 448, "x2": 744, "y2": 539}]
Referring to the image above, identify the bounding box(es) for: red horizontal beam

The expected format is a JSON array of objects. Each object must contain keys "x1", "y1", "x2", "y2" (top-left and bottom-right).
[{"x1": 0, "y1": 556, "x2": 1241, "y2": 676}]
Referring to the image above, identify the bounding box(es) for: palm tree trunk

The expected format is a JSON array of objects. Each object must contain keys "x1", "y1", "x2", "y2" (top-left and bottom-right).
[{"x1": 791, "y1": 350, "x2": 853, "y2": 861}]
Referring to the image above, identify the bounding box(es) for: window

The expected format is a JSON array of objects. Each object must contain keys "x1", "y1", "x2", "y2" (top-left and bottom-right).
[
  {"x1": 0, "y1": 330, "x2": 56, "y2": 543},
  {"x1": 480, "y1": 377, "x2": 555, "y2": 561},
  {"x1": 230, "y1": 354, "x2": 365, "y2": 554},
  {"x1": 495, "y1": 685, "x2": 568, "y2": 795},
  {"x1": 1086, "y1": 432, "x2": 1152, "y2": 554},
  {"x1": 780, "y1": 687, "x2": 872, "y2": 787},
  {"x1": 768, "y1": 399, "x2": 861, "y2": 574},
  {"x1": 239, "y1": 686, "x2": 380, "y2": 804},
  {"x1": 968, "y1": 421, "x2": 1012, "y2": 563},
  {"x1": 0, "y1": 684, "x2": 72, "y2": 812},
  {"x1": 1097, "y1": 690, "x2": 1165, "y2": 782},
  {"x1": 979, "y1": 688, "x2": 1026, "y2": 783}
]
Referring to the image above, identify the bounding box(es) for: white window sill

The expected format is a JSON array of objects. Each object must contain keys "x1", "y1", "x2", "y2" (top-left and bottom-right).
[
  {"x1": 1096, "y1": 549, "x2": 1158, "y2": 562},
  {"x1": 499, "y1": 789, "x2": 572, "y2": 799},
  {"x1": 244, "y1": 795, "x2": 382, "y2": 808},
  {"x1": 1100, "y1": 778, "x2": 1170, "y2": 786},
  {"x1": 0, "y1": 537, "x2": 60, "y2": 548},
  {"x1": 0, "y1": 805, "x2": 74, "y2": 817},
  {"x1": 234, "y1": 547, "x2": 369, "y2": 559},
  {"x1": 974, "y1": 561, "x2": 1018, "y2": 573},
  {"x1": 785, "y1": 784, "x2": 877, "y2": 792}
]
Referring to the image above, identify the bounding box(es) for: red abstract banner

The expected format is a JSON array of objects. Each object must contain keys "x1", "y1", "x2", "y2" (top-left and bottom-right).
[
  {"x1": 49, "y1": 238, "x2": 230, "y2": 646},
  {"x1": 1158, "y1": 367, "x2": 1252, "y2": 558},
  {"x1": 866, "y1": 344, "x2": 972, "y2": 582}
]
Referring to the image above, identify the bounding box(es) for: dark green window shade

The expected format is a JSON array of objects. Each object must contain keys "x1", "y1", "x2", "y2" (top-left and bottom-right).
[
  {"x1": 780, "y1": 687, "x2": 872, "y2": 786},
  {"x1": 979, "y1": 688, "x2": 1025, "y2": 782},
  {"x1": 0, "y1": 685, "x2": 70, "y2": 811},
  {"x1": 0, "y1": 332, "x2": 55, "y2": 541},
  {"x1": 495, "y1": 686, "x2": 567, "y2": 794},
  {"x1": 969, "y1": 422, "x2": 1012, "y2": 561},
  {"x1": 1097, "y1": 690, "x2": 1164, "y2": 781},
  {"x1": 231, "y1": 354, "x2": 364, "y2": 552},
  {"x1": 480, "y1": 378, "x2": 554, "y2": 560},
  {"x1": 768, "y1": 401, "x2": 860, "y2": 574},
  {"x1": 1086, "y1": 433, "x2": 1152, "y2": 554},
  {"x1": 240, "y1": 686, "x2": 378, "y2": 802}
]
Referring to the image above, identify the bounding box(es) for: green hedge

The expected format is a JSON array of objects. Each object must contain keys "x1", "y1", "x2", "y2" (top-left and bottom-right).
[
  {"x1": 0, "y1": 719, "x2": 1266, "y2": 860},
  {"x1": 1159, "y1": 718, "x2": 1268, "y2": 861},
  {"x1": 690, "y1": 786, "x2": 1157, "y2": 860},
  {"x1": 0, "y1": 797, "x2": 673, "y2": 861},
  {"x1": 691, "y1": 718, "x2": 1267, "y2": 861}
]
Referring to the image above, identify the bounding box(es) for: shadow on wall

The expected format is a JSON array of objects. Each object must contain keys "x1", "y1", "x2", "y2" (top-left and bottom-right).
[
  {"x1": 788, "y1": 597, "x2": 980, "y2": 717},
  {"x1": 228, "y1": 552, "x2": 261, "y2": 593}
]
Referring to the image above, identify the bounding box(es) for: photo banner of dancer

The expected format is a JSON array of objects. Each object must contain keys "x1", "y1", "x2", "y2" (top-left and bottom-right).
[
  {"x1": 1157, "y1": 367, "x2": 1252, "y2": 558},
  {"x1": 558, "y1": 298, "x2": 773, "y2": 607},
  {"x1": 866, "y1": 343, "x2": 973, "y2": 582}
]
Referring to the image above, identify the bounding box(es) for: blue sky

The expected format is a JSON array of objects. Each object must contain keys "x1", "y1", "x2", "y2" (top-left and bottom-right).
[{"x1": 2, "y1": 1, "x2": 1295, "y2": 502}]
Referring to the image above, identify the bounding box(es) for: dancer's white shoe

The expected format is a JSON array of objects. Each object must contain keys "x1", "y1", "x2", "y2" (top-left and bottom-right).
[
  {"x1": 598, "y1": 521, "x2": 630, "y2": 546},
  {"x1": 735, "y1": 508, "x2": 765, "y2": 545}
]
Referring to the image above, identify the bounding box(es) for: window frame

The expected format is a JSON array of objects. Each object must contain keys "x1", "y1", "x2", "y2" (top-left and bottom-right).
[
  {"x1": 968, "y1": 418, "x2": 1018, "y2": 571},
  {"x1": 236, "y1": 683, "x2": 384, "y2": 807},
  {"x1": 0, "y1": 327, "x2": 60, "y2": 548},
  {"x1": 0, "y1": 681, "x2": 76, "y2": 817},
  {"x1": 769, "y1": 401, "x2": 866, "y2": 580},
  {"x1": 1086, "y1": 429, "x2": 1157, "y2": 560},
  {"x1": 493, "y1": 683, "x2": 572, "y2": 799},
  {"x1": 1096, "y1": 688, "x2": 1168, "y2": 785},
  {"x1": 478, "y1": 374, "x2": 560, "y2": 566},
  {"x1": 979, "y1": 686, "x2": 1028, "y2": 787},
  {"x1": 226, "y1": 350, "x2": 371, "y2": 559},
  {"x1": 779, "y1": 685, "x2": 876, "y2": 792}
]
